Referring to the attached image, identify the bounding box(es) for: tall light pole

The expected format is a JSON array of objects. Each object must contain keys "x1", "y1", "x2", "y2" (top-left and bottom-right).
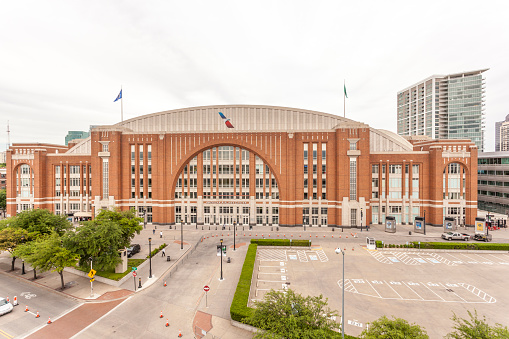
[
  {"x1": 220, "y1": 238, "x2": 224, "y2": 281},
  {"x1": 424, "y1": 210, "x2": 426, "y2": 235},
  {"x1": 233, "y1": 222, "x2": 236, "y2": 251},
  {"x1": 148, "y1": 237, "x2": 152, "y2": 278},
  {"x1": 89, "y1": 257, "x2": 94, "y2": 298},
  {"x1": 181, "y1": 215, "x2": 185, "y2": 250},
  {"x1": 335, "y1": 247, "x2": 345, "y2": 339}
]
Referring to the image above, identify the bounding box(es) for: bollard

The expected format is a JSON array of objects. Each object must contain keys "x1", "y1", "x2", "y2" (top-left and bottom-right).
[
  {"x1": 332, "y1": 227, "x2": 335, "y2": 232},
  {"x1": 139, "y1": 278, "x2": 142, "y2": 288}
]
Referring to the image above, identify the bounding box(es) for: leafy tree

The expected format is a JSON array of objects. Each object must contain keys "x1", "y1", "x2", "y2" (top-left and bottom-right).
[
  {"x1": 360, "y1": 315, "x2": 429, "y2": 339},
  {"x1": 64, "y1": 209, "x2": 142, "y2": 270},
  {"x1": 10, "y1": 209, "x2": 71, "y2": 237},
  {"x1": 15, "y1": 232, "x2": 79, "y2": 289},
  {"x1": 12, "y1": 239, "x2": 38, "y2": 279},
  {"x1": 91, "y1": 209, "x2": 143, "y2": 249},
  {"x1": 0, "y1": 189, "x2": 6, "y2": 213},
  {"x1": 0, "y1": 227, "x2": 29, "y2": 270},
  {"x1": 246, "y1": 289, "x2": 340, "y2": 339},
  {"x1": 445, "y1": 310, "x2": 509, "y2": 339}
]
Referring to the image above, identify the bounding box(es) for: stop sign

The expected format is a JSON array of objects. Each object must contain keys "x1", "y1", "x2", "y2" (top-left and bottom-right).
[{"x1": 203, "y1": 285, "x2": 210, "y2": 292}]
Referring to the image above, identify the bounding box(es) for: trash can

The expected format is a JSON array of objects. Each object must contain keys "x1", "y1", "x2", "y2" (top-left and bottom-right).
[{"x1": 166, "y1": 256, "x2": 171, "y2": 261}]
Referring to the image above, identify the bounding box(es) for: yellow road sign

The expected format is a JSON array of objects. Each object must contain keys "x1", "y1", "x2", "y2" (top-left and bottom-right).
[
  {"x1": 88, "y1": 269, "x2": 97, "y2": 278},
  {"x1": 90, "y1": 278, "x2": 95, "y2": 282}
]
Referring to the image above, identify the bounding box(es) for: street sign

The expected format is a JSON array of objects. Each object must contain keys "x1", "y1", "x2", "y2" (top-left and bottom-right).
[
  {"x1": 90, "y1": 278, "x2": 95, "y2": 282},
  {"x1": 132, "y1": 267, "x2": 137, "y2": 271},
  {"x1": 132, "y1": 272, "x2": 137, "y2": 277},
  {"x1": 203, "y1": 285, "x2": 210, "y2": 292},
  {"x1": 87, "y1": 269, "x2": 97, "y2": 278}
]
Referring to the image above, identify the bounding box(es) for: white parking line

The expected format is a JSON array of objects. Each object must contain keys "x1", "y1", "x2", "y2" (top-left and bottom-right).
[
  {"x1": 384, "y1": 280, "x2": 403, "y2": 299},
  {"x1": 402, "y1": 281, "x2": 424, "y2": 300},
  {"x1": 420, "y1": 282, "x2": 445, "y2": 301}
]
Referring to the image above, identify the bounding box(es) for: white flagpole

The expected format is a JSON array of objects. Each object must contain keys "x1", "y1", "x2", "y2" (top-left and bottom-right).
[
  {"x1": 121, "y1": 86, "x2": 123, "y2": 122},
  {"x1": 343, "y1": 80, "x2": 346, "y2": 118}
]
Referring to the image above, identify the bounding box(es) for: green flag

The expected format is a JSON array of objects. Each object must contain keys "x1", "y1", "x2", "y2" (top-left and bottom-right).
[{"x1": 344, "y1": 84, "x2": 348, "y2": 98}]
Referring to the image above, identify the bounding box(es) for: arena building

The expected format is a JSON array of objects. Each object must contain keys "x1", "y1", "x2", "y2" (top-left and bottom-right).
[{"x1": 6, "y1": 105, "x2": 478, "y2": 227}]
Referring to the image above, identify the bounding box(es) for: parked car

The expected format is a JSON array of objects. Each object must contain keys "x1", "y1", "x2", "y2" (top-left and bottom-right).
[
  {"x1": 441, "y1": 231, "x2": 470, "y2": 241},
  {"x1": 0, "y1": 298, "x2": 13, "y2": 316},
  {"x1": 127, "y1": 244, "x2": 141, "y2": 257},
  {"x1": 472, "y1": 233, "x2": 493, "y2": 242}
]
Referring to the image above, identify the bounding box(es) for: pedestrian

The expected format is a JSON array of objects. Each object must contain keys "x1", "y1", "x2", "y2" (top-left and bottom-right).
[
  {"x1": 160, "y1": 231, "x2": 163, "y2": 238},
  {"x1": 161, "y1": 248, "x2": 166, "y2": 257},
  {"x1": 153, "y1": 228, "x2": 155, "y2": 235}
]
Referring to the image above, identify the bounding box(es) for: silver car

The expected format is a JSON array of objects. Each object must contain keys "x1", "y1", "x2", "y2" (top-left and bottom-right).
[{"x1": 0, "y1": 298, "x2": 13, "y2": 316}]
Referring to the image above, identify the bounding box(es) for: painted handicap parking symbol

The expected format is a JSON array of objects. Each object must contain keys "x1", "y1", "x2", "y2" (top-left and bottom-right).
[
  {"x1": 414, "y1": 258, "x2": 427, "y2": 263},
  {"x1": 309, "y1": 255, "x2": 318, "y2": 261},
  {"x1": 388, "y1": 257, "x2": 400, "y2": 263},
  {"x1": 288, "y1": 255, "x2": 297, "y2": 260},
  {"x1": 427, "y1": 258, "x2": 440, "y2": 264}
]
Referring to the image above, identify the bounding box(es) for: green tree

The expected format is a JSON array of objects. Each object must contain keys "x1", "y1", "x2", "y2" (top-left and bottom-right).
[
  {"x1": 360, "y1": 315, "x2": 429, "y2": 339},
  {"x1": 246, "y1": 289, "x2": 340, "y2": 339},
  {"x1": 445, "y1": 310, "x2": 509, "y2": 339},
  {"x1": 0, "y1": 227, "x2": 29, "y2": 271},
  {"x1": 15, "y1": 232, "x2": 79, "y2": 289},
  {"x1": 0, "y1": 189, "x2": 6, "y2": 213},
  {"x1": 12, "y1": 238, "x2": 38, "y2": 279},
  {"x1": 64, "y1": 209, "x2": 142, "y2": 270},
  {"x1": 10, "y1": 209, "x2": 71, "y2": 237}
]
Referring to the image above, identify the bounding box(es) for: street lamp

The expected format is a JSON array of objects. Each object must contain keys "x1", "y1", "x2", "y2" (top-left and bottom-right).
[
  {"x1": 335, "y1": 247, "x2": 345, "y2": 339},
  {"x1": 148, "y1": 237, "x2": 152, "y2": 278},
  {"x1": 143, "y1": 208, "x2": 147, "y2": 229},
  {"x1": 21, "y1": 235, "x2": 26, "y2": 275},
  {"x1": 424, "y1": 210, "x2": 426, "y2": 235},
  {"x1": 220, "y1": 238, "x2": 224, "y2": 281},
  {"x1": 181, "y1": 215, "x2": 185, "y2": 250},
  {"x1": 360, "y1": 208, "x2": 363, "y2": 232},
  {"x1": 233, "y1": 222, "x2": 236, "y2": 251}
]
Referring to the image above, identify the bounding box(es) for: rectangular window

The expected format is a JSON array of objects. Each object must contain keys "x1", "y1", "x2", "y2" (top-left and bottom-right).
[
  {"x1": 303, "y1": 143, "x2": 308, "y2": 160},
  {"x1": 139, "y1": 145, "x2": 143, "y2": 161},
  {"x1": 372, "y1": 164, "x2": 379, "y2": 174},
  {"x1": 313, "y1": 143, "x2": 317, "y2": 160},
  {"x1": 102, "y1": 160, "x2": 109, "y2": 199},
  {"x1": 321, "y1": 143, "x2": 326, "y2": 160},
  {"x1": 350, "y1": 158, "x2": 357, "y2": 200},
  {"x1": 148, "y1": 145, "x2": 152, "y2": 160}
]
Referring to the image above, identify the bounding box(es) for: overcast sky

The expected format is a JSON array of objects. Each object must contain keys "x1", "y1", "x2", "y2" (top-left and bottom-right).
[{"x1": 1, "y1": 1, "x2": 507, "y2": 152}]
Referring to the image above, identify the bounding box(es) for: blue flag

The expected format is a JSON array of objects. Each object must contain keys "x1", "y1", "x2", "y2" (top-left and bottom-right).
[{"x1": 114, "y1": 89, "x2": 122, "y2": 102}]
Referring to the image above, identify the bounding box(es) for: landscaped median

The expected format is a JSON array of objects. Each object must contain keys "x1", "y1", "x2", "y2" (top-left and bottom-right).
[
  {"x1": 230, "y1": 239, "x2": 358, "y2": 338},
  {"x1": 376, "y1": 240, "x2": 509, "y2": 251}
]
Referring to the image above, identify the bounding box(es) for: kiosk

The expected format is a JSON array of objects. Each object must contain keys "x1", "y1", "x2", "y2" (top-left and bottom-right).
[
  {"x1": 385, "y1": 216, "x2": 396, "y2": 233},
  {"x1": 444, "y1": 217, "x2": 457, "y2": 232},
  {"x1": 414, "y1": 216, "x2": 425, "y2": 234}
]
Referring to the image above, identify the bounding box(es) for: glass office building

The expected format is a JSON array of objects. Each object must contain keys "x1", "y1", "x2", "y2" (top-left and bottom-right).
[{"x1": 397, "y1": 69, "x2": 487, "y2": 152}]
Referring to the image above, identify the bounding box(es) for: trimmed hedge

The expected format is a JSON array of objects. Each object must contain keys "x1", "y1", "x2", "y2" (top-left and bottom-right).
[
  {"x1": 250, "y1": 239, "x2": 311, "y2": 247},
  {"x1": 147, "y1": 243, "x2": 167, "y2": 258},
  {"x1": 380, "y1": 241, "x2": 509, "y2": 251},
  {"x1": 230, "y1": 243, "x2": 257, "y2": 322}
]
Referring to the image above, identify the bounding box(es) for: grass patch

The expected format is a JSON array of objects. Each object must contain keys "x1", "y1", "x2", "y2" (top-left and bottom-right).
[
  {"x1": 250, "y1": 239, "x2": 311, "y2": 247},
  {"x1": 76, "y1": 258, "x2": 147, "y2": 281}
]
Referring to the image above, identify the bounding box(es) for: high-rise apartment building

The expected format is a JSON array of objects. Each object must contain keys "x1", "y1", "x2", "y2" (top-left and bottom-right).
[
  {"x1": 397, "y1": 69, "x2": 487, "y2": 152},
  {"x1": 495, "y1": 115, "x2": 509, "y2": 152}
]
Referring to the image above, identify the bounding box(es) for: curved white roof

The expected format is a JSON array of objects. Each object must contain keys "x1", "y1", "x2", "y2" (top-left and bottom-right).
[
  {"x1": 112, "y1": 105, "x2": 365, "y2": 133},
  {"x1": 91, "y1": 105, "x2": 413, "y2": 153}
]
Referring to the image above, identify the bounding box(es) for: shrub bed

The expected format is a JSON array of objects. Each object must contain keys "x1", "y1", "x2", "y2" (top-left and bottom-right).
[
  {"x1": 250, "y1": 239, "x2": 311, "y2": 247},
  {"x1": 230, "y1": 243, "x2": 257, "y2": 322},
  {"x1": 147, "y1": 243, "x2": 167, "y2": 258}
]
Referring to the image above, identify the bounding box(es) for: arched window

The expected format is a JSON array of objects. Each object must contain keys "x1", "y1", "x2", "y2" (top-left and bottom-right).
[{"x1": 174, "y1": 147, "x2": 279, "y2": 227}]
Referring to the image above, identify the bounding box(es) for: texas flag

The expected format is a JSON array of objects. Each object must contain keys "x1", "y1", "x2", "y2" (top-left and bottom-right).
[{"x1": 218, "y1": 112, "x2": 234, "y2": 128}]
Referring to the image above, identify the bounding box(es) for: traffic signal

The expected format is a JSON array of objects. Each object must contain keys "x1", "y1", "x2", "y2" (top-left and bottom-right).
[{"x1": 222, "y1": 245, "x2": 227, "y2": 254}]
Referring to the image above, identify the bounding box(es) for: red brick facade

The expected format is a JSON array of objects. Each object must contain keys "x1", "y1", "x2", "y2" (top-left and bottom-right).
[{"x1": 6, "y1": 105, "x2": 477, "y2": 227}]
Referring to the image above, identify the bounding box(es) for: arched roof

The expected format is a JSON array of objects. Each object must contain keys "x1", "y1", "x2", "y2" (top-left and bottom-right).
[
  {"x1": 92, "y1": 104, "x2": 413, "y2": 153},
  {"x1": 112, "y1": 105, "x2": 365, "y2": 133}
]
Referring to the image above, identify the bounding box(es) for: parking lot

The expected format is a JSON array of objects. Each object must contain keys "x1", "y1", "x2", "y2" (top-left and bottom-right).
[{"x1": 249, "y1": 243, "x2": 509, "y2": 338}]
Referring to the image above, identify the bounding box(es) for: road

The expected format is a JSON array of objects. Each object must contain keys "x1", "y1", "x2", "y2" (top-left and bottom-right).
[{"x1": 0, "y1": 274, "x2": 81, "y2": 339}]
